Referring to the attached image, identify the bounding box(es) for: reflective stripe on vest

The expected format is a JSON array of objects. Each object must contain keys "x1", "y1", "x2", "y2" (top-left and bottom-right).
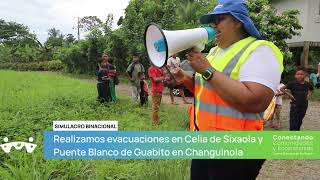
[
  {"x1": 190, "y1": 36, "x2": 283, "y2": 131},
  {"x1": 199, "y1": 100, "x2": 260, "y2": 119}
]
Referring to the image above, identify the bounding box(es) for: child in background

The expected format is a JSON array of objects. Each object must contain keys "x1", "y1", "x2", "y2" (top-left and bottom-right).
[
  {"x1": 139, "y1": 72, "x2": 149, "y2": 106},
  {"x1": 148, "y1": 65, "x2": 165, "y2": 125},
  {"x1": 281, "y1": 67, "x2": 314, "y2": 131},
  {"x1": 269, "y1": 82, "x2": 285, "y2": 130}
]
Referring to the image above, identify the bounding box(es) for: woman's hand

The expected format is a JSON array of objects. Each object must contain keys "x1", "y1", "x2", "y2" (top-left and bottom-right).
[
  {"x1": 170, "y1": 67, "x2": 195, "y2": 92},
  {"x1": 170, "y1": 67, "x2": 185, "y2": 84},
  {"x1": 187, "y1": 48, "x2": 212, "y2": 74}
]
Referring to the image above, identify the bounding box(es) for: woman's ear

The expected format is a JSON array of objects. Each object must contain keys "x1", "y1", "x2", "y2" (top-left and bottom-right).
[
  {"x1": 237, "y1": 23, "x2": 249, "y2": 38},
  {"x1": 235, "y1": 21, "x2": 243, "y2": 30}
]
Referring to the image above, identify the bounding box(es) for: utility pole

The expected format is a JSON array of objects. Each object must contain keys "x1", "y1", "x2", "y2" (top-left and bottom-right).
[{"x1": 77, "y1": 17, "x2": 80, "y2": 41}]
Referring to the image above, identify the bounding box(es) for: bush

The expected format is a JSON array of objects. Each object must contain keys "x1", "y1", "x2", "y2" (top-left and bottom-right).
[
  {"x1": 55, "y1": 43, "x2": 88, "y2": 73},
  {"x1": 0, "y1": 45, "x2": 13, "y2": 63},
  {"x1": 56, "y1": 39, "x2": 105, "y2": 75},
  {"x1": 47, "y1": 60, "x2": 65, "y2": 71}
]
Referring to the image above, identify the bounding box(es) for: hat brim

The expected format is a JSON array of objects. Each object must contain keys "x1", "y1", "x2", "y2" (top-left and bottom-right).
[
  {"x1": 199, "y1": 12, "x2": 262, "y2": 39},
  {"x1": 199, "y1": 11, "x2": 230, "y2": 24}
]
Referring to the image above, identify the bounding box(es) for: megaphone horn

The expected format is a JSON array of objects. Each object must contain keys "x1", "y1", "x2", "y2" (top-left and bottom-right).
[{"x1": 144, "y1": 23, "x2": 215, "y2": 68}]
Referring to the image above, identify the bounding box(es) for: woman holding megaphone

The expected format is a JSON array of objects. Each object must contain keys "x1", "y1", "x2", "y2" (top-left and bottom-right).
[{"x1": 171, "y1": 0, "x2": 283, "y2": 179}]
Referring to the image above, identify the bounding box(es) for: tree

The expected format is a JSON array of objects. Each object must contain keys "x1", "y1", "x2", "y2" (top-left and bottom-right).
[
  {"x1": 0, "y1": 19, "x2": 39, "y2": 47},
  {"x1": 0, "y1": 19, "x2": 44, "y2": 63},
  {"x1": 176, "y1": 0, "x2": 198, "y2": 25},
  {"x1": 105, "y1": 29, "x2": 128, "y2": 72},
  {"x1": 65, "y1": 34, "x2": 76, "y2": 44},
  {"x1": 45, "y1": 28, "x2": 64, "y2": 48},
  {"x1": 79, "y1": 16, "x2": 103, "y2": 32},
  {"x1": 120, "y1": 0, "x2": 178, "y2": 63},
  {"x1": 0, "y1": 19, "x2": 29, "y2": 43},
  {"x1": 85, "y1": 28, "x2": 107, "y2": 73},
  {"x1": 118, "y1": 0, "x2": 301, "y2": 75},
  {"x1": 7, "y1": 0, "x2": 298, "y2": 76},
  {"x1": 117, "y1": 16, "x2": 124, "y2": 26},
  {"x1": 103, "y1": 13, "x2": 114, "y2": 35},
  {"x1": 247, "y1": 0, "x2": 302, "y2": 73},
  {"x1": 43, "y1": 28, "x2": 64, "y2": 61}
]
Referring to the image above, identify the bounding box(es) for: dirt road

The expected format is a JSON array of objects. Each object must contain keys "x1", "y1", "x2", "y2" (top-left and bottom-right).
[
  {"x1": 116, "y1": 82, "x2": 194, "y2": 106},
  {"x1": 116, "y1": 83, "x2": 320, "y2": 180},
  {"x1": 258, "y1": 100, "x2": 320, "y2": 180}
]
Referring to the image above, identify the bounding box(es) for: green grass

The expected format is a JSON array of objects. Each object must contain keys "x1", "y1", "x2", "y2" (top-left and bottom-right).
[
  {"x1": 0, "y1": 70, "x2": 190, "y2": 180},
  {"x1": 312, "y1": 89, "x2": 320, "y2": 101}
]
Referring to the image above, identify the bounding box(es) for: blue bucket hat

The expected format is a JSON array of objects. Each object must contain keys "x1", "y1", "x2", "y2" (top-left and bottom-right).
[{"x1": 200, "y1": 0, "x2": 262, "y2": 39}]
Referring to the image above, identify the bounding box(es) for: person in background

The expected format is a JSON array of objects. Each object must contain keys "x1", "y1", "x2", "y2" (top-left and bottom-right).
[
  {"x1": 309, "y1": 69, "x2": 317, "y2": 87},
  {"x1": 96, "y1": 54, "x2": 112, "y2": 103},
  {"x1": 166, "y1": 54, "x2": 191, "y2": 104},
  {"x1": 281, "y1": 67, "x2": 313, "y2": 131},
  {"x1": 97, "y1": 62, "x2": 110, "y2": 103},
  {"x1": 107, "y1": 57, "x2": 117, "y2": 102},
  {"x1": 148, "y1": 64, "x2": 165, "y2": 125},
  {"x1": 125, "y1": 53, "x2": 145, "y2": 103},
  {"x1": 317, "y1": 62, "x2": 320, "y2": 77},
  {"x1": 96, "y1": 54, "x2": 109, "y2": 75},
  {"x1": 139, "y1": 72, "x2": 149, "y2": 106},
  {"x1": 269, "y1": 82, "x2": 285, "y2": 130},
  {"x1": 316, "y1": 62, "x2": 320, "y2": 88}
]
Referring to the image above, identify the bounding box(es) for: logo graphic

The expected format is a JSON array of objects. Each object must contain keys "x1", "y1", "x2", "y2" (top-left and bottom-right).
[
  {"x1": 215, "y1": 3, "x2": 224, "y2": 10},
  {"x1": 0, "y1": 137, "x2": 37, "y2": 153}
]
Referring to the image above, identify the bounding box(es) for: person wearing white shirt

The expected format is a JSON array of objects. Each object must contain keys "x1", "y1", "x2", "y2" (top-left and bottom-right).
[
  {"x1": 166, "y1": 54, "x2": 191, "y2": 104},
  {"x1": 317, "y1": 62, "x2": 320, "y2": 77},
  {"x1": 269, "y1": 82, "x2": 285, "y2": 129}
]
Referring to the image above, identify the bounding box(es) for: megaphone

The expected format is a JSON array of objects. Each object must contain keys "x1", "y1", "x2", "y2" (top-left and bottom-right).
[{"x1": 144, "y1": 23, "x2": 215, "y2": 68}]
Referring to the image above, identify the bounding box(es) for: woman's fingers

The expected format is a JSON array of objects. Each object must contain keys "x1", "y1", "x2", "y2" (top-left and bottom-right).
[
  {"x1": 170, "y1": 67, "x2": 184, "y2": 83},
  {"x1": 170, "y1": 67, "x2": 179, "y2": 74}
]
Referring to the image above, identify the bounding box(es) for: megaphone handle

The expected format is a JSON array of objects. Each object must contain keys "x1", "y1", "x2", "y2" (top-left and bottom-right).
[
  {"x1": 164, "y1": 66, "x2": 178, "y2": 84},
  {"x1": 194, "y1": 43, "x2": 205, "y2": 52}
]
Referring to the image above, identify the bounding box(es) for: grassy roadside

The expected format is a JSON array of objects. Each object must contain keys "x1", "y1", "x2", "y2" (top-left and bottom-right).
[
  {"x1": 312, "y1": 89, "x2": 320, "y2": 101},
  {"x1": 0, "y1": 70, "x2": 190, "y2": 180}
]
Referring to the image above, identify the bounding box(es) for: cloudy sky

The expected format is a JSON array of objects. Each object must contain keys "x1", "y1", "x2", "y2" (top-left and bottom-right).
[{"x1": 0, "y1": 0, "x2": 130, "y2": 43}]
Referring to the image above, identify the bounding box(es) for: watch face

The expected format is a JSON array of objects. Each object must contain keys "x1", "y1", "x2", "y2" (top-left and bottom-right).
[
  {"x1": 203, "y1": 71, "x2": 211, "y2": 78},
  {"x1": 203, "y1": 70, "x2": 211, "y2": 79},
  {"x1": 202, "y1": 68, "x2": 215, "y2": 81}
]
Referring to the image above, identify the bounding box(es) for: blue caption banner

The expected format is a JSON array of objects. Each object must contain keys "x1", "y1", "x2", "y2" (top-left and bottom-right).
[{"x1": 44, "y1": 131, "x2": 320, "y2": 160}]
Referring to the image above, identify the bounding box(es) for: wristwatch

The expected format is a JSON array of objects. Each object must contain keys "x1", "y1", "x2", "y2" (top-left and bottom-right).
[{"x1": 202, "y1": 67, "x2": 216, "y2": 81}]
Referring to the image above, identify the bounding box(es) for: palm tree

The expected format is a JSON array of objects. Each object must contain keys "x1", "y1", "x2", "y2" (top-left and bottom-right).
[{"x1": 176, "y1": 0, "x2": 198, "y2": 24}]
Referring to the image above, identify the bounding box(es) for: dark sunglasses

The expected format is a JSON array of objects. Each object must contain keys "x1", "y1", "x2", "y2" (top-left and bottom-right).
[{"x1": 210, "y1": 16, "x2": 227, "y2": 25}]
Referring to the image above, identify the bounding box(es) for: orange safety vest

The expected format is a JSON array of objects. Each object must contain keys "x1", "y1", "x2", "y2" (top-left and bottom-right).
[{"x1": 189, "y1": 37, "x2": 283, "y2": 131}]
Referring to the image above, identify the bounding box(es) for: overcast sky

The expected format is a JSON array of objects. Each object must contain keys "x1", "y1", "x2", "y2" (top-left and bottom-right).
[{"x1": 0, "y1": 0, "x2": 130, "y2": 43}]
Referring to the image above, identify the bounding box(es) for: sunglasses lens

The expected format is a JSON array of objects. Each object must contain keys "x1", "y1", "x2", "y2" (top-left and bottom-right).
[{"x1": 211, "y1": 16, "x2": 225, "y2": 25}]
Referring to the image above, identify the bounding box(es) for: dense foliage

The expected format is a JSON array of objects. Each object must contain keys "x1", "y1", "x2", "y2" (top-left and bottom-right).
[{"x1": 0, "y1": 0, "x2": 303, "y2": 76}]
